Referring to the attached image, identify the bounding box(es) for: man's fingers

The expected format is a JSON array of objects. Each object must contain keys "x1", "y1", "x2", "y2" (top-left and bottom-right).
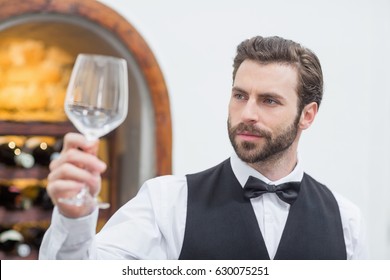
[
  {"x1": 48, "y1": 162, "x2": 101, "y2": 192},
  {"x1": 49, "y1": 148, "x2": 107, "y2": 173},
  {"x1": 47, "y1": 179, "x2": 85, "y2": 202},
  {"x1": 62, "y1": 133, "x2": 99, "y2": 155}
]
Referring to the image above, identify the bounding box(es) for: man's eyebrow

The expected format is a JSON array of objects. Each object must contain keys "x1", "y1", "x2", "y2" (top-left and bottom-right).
[
  {"x1": 232, "y1": 86, "x2": 285, "y2": 100},
  {"x1": 259, "y1": 92, "x2": 285, "y2": 100},
  {"x1": 231, "y1": 86, "x2": 248, "y2": 93}
]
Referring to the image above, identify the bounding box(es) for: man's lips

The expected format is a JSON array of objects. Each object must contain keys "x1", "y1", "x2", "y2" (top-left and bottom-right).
[{"x1": 237, "y1": 131, "x2": 263, "y2": 140}]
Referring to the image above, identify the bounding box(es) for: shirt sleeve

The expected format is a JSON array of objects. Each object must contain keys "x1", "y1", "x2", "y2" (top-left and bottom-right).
[
  {"x1": 95, "y1": 175, "x2": 187, "y2": 259},
  {"x1": 38, "y1": 207, "x2": 99, "y2": 259},
  {"x1": 39, "y1": 175, "x2": 187, "y2": 260}
]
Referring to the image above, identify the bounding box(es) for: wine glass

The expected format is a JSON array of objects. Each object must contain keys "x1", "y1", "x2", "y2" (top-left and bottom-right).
[{"x1": 58, "y1": 54, "x2": 128, "y2": 209}]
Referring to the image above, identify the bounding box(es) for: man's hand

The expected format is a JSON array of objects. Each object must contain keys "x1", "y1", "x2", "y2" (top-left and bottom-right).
[{"x1": 47, "y1": 133, "x2": 107, "y2": 218}]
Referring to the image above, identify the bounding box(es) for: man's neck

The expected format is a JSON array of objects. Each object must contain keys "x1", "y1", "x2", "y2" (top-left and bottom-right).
[{"x1": 248, "y1": 147, "x2": 298, "y2": 181}]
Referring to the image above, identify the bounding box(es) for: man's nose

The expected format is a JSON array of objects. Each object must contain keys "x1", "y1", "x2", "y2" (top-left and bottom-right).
[{"x1": 241, "y1": 100, "x2": 259, "y2": 123}]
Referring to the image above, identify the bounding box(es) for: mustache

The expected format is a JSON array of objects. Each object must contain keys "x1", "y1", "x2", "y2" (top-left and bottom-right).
[{"x1": 231, "y1": 122, "x2": 271, "y2": 138}]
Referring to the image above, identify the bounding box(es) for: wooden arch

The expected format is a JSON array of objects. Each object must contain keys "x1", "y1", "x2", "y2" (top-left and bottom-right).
[{"x1": 0, "y1": 0, "x2": 172, "y2": 177}]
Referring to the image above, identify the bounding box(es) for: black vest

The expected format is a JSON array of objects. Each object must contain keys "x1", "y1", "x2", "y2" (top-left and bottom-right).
[{"x1": 179, "y1": 159, "x2": 346, "y2": 260}]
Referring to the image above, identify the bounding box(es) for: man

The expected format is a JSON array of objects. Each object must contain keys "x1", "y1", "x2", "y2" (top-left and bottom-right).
[{"x1": 39, "y1": 36, "x2": 366, "y2": 259}]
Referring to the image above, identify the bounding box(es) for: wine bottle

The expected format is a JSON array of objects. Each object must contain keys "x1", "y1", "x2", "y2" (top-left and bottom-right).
[
  {"x1": 13, "y1": 223, "x2": 47, "y2": 249},
  {"x1": 24, "y1": 137, "x2": 56, "y2": 166},
  {"x1": 21, "y1": 184, "x2": 53, "y2": 210},
  {"x1": 32, "y1": 142, "x2": 55, "y2": 166},
  {"x1": 14, "y1": 151, "x2": 35, "y2": 169},
  {"x1": 0, "y1": 138, "x2": 34, "y2": 168},
  {"x1": 0, "y1": 229, "x2": 31, "y2": 258},
  {"x1": 0, "y1": 184, "x2": 23, "y2": 210}
]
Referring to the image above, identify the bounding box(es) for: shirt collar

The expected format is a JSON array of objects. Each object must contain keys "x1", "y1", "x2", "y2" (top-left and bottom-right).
[{"x1": 230, "y1": 152, "x2": 304, "y2": 187}]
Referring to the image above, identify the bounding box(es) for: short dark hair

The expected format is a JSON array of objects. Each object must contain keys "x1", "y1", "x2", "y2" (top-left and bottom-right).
[{"x1": 233, "y1": 36, "x2": 323, "y2": 111}]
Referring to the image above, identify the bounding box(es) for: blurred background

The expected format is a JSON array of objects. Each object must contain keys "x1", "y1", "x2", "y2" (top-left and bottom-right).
[{"x1": 0, "y1": 0, "x2": 388, "y2": 259}]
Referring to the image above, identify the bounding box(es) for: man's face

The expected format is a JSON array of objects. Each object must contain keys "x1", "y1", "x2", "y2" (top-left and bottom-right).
[{"x1": 228, "y1": 60, "x2": 301, "y2": 164}]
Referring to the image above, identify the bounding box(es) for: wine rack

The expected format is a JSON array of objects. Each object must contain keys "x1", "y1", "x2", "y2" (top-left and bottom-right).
[
  {"x1": 0, "y1": 0, "x2": 173, "y2": 261},
  {"x1": 0, "y1": 121, "x2": 72, "y2": 259},
  {"x1": 0, "y1": 120, "x2": 114, "y2": 260}
]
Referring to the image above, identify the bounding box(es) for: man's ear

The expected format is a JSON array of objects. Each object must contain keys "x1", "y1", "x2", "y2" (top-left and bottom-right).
[{"x1": 299, "y1": 102, "x2": 318, "y2": 130}]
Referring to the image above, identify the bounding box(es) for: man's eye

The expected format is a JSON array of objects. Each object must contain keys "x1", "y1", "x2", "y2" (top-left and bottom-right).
[
  {"x1": 234, "y1": 93, "x2": 246, "y2": 100},
  {"x1": 264, "y1": 98, "x2": 278, "y2": 105}
]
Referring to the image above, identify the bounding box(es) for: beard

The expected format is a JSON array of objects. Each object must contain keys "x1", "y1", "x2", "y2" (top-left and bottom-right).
[{"x1": 228, "y1": 115, "x2": 300, "y2": 164}]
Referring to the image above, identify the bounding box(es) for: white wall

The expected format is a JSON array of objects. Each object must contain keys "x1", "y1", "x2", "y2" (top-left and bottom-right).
[{"x1": 98, "y1": 0, "x2": 390, "y2": 259}]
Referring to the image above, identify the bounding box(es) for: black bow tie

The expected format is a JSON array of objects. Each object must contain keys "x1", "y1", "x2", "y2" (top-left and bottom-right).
[{"x1": 243, "y1": 176, "x2": 301, "y2": 205}]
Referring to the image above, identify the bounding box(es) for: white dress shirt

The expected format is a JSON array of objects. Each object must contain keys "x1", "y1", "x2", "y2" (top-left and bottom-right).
[{"x1": 39, "y1": 153, "x2": 367, "y2": 259}]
